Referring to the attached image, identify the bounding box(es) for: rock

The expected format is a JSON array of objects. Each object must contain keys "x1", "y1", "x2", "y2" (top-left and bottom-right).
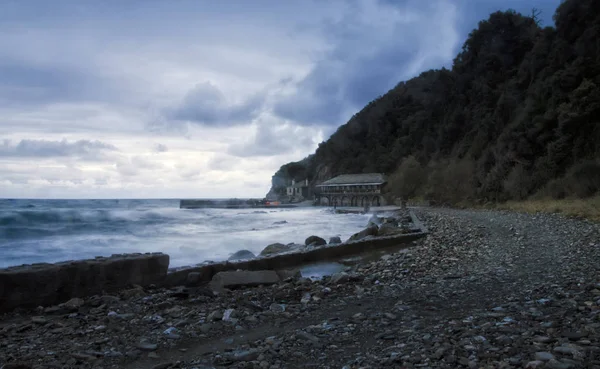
[
  {"x1": 433, "y1": 348, "x2": 446, "y2": 360},
  {"x1": 121, "y1": 285, "x2": 145, "y2": 299},
  {"x1": 0, "y1": 364, "x2": 32, "y2": 369},
  {"x1": 152, "y1": 363, "x2": 174, "y2": 369},
  {"x1": 101, "y1": 295, "x2": 120, "y2": 304},
  {"x1": 61, "y1": 297, "x2": 84, "y2": 310},
  {"x1": 229, "y1": 349, "x2": 260, "y2": 362},
  {"x1": 273, "y1": 220, "x2": 288, "y2": 225},
  {"x1": 207, "y1": 310, "x2": 223, "y2": 321},
  {"x1": 562, "y1": 331, "x2": 587, "y2": 340},
  {"x1": 163, "y1": 327, "x2": 180, "y2": 339},
  {"x1": 495, "y1": 335, "x2": 513, "y2": 345},
  {"x1": 553, "y1": 346, "x2": 579, "y2": 356},
  {"x1": 545, "y1": 359, "x2": 572, "y2": 369},
  {"x1": 210, "y1": 270, "x2": 281, "y2": 290},
  {"x1": 305, "y1": 236, "x2": 326, "y2": 246},
  {"x1": 31, "y1": 316, "x2": 47, "y2": 324},
  {"x1": 72, "y1": 352, "x2": 99, "y2": 362},
  {"x1": 535, "y1": 352, "x2": 554, "y2": 361},
  {"x1": 228, "y1": 250, "x2": 256, "y2": 261},
  {"x1": 260, "y1": 243, "x2": 291, "y2": 256},
  {"x1": 296, "y1": 331, "x2": 320, "y2": 343},
  {"x1": 186, "y1": 272, "x2": 201, "y2": 285},
  {"x1": 222, "y1": 308, "x2": 238, "y2": 321},
  {"x1": 301, "y1": 293, "x2": 311, "y2": 304},
  {"x1": 136, "y1": 342, "x2": 158, "y2": 351},
  {"x1": 348, "y1": 225, "x2": 378, "y2": 242},
  {"x1": 330, "y1": 272, "x2": 350, "y2": 284},
  {"x1": 270, "y1": 304, "x2": 285, "y2": 313},
  {"x1": 329, "y1": 236, "x2": 342, "y2": 245},
  {"x1": 533, "y1": 336, "x2": 554, "y2": 343}
]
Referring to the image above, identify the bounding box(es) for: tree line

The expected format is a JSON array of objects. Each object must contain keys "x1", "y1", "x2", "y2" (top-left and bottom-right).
[{"x1": 270, "y1": 0, "x2": 600, "y2": 205}]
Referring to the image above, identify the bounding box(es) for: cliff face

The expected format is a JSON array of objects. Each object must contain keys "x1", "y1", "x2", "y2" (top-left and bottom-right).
[
  {"x1": 267, "y1": 0, "x2": 600, "y2": 204},
  {"x1": 265, "y1": 155, "x2": 316, "y2": 201}
]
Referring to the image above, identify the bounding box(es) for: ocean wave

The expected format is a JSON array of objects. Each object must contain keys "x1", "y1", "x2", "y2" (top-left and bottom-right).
[{"x1": 0, "y1": 201, "x2": 374, "y2": 268}]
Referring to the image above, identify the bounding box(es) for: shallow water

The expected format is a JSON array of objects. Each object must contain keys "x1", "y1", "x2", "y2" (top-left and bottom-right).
[
  {"x1": 299, "y1": 262, "x2": 347, "y2": 279},
  {"x1": 0, "y1": 199, "x2": 372, "y2": 268}
]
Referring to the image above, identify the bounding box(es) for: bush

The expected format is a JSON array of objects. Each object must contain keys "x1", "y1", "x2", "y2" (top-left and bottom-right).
[
  {"x1": 563, "y1": 160, "x2": 600, "y2": 198},
  {"x1": 424, "y1": 158, "x2": 477, "y2": 205},
  {"x1": 387, "y1": 156, "x2": 428, "y2": 202},
  {"x1": 503, "y1": 164, "x2": 534, "y2": 200},
  {"x1": 535, "y1": 178, "x2": 568, "y2": 200}
]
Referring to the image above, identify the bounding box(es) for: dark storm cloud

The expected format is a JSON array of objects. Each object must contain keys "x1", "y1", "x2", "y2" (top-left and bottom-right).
[
  {"x1": 272, "y1": 1, "x2": 457, "y2": 127},
  {"x1": 165, "y1": 82, "x2": 266, "y2": 127},
  {"x1": 273, "y1": 0, "x2": 562, "y2": 128}
]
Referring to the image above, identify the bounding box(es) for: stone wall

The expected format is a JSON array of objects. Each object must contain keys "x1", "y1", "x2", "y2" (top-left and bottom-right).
[{"x1": 0, "y1": 253, "x2": 169, "y2": 312}]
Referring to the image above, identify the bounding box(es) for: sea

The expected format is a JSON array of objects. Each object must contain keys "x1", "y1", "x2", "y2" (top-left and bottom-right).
[{"x1": 0, "y1": 199, "x2": 372, "y2": 269}]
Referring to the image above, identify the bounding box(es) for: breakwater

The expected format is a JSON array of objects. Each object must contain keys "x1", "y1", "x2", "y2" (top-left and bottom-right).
[{"x1": 179, "y1": 199, "x2": 297, "y2": 209}]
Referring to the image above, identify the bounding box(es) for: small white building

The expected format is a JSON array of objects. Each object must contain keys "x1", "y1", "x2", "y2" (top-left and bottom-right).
[{"x1": 286, "y1": 179, "x2": 309, "y2": 198}]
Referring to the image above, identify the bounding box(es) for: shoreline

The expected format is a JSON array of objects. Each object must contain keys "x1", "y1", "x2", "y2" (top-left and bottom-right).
[
  {"x1": 1, "y1": 207, "x2": 598, "y2": 368},
  {"x1": 0, "y1": 208, "x2": 421, "y2": 313}
]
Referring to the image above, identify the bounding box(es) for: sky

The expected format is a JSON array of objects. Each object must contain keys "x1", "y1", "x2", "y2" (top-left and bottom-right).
[{"x1": 0, "y1": 0, "x2": 561, "y2": 199}]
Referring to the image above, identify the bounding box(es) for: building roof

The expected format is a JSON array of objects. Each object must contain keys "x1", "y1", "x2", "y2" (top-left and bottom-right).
[{"x1": 316, "y1": 173, "x2": 386, "y2": 187}]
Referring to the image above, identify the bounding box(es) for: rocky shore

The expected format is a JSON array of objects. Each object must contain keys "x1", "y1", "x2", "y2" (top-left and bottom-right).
[{"x1": 1, "y1": 208, "x2": 599, "y2": 369}]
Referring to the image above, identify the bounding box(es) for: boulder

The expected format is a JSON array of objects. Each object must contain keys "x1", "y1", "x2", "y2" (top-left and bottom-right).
[
  {"x1": 330, "y1": 272, "x2": 350, "y2": 284},
  {"x1": 259, "y1": 243, "x2": 290, "y2": 256},
  {"x1": 348, "y1": 225, "x2": 378, "y2": 242},
  {"x1": 228, "y1": 250, "x2": 256, "y2": 261},
  {"x1": 209, "y1": 270, "x2": 280, "y2": 290},
  {"x1": 329, "y1": 236, "x2": 342, "y2": 245},
  {"x1": 305, "y1": 235, "x2": 326, "y2": 246}
]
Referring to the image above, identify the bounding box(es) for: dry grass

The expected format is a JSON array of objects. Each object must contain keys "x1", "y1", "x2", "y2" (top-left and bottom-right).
[{"x1": 492, "y1": 196, "x2": 600, "y2": 223}]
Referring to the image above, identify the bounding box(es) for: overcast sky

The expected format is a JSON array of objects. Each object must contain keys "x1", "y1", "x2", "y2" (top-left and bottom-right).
[{"x1": 0, "y1": 0, "x2": 560, "y2": 199}]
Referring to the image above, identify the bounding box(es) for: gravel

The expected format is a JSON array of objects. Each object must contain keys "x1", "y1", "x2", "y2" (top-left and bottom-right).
[{"x1": 1, "y1": 207, "x2": 599, "y2": 369}]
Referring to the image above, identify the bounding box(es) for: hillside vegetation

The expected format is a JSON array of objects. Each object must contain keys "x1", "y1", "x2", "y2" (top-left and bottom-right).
[{"x1": 270, "y1": 0, "x2": 600, "y2": 207}]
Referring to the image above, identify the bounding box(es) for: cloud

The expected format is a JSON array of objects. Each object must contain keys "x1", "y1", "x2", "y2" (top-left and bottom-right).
[
  {"x1": 272, "y1": 0, "x2": 461, "y2": 127},
  {"x1": 153, "y1": 143, "x2": 169, "y2": 153},
  {"x1": 208, "y1": 153, "x2": 241, "y2": 171},
  {"x1": 227, "y1": 116, "x2": 320, "y2": 157},
  {"x1": 115, "y1": 155, "x2": 165, "y2": 177},
  {"x1": 164, "y1": 81, "x2": 266, "y2": 127},
  {"x1": 0, "y1": 139, "x2": 118, "y2": 159}
]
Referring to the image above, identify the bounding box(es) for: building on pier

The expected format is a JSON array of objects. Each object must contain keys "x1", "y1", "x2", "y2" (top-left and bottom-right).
[{"x1": 315, "y1": 173, "x2": 387, "y2": 207}]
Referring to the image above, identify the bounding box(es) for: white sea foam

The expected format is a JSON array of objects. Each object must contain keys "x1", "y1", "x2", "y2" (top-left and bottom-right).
[{"x1": 0, "y1": 199, "x2": 370, "y2": 268}]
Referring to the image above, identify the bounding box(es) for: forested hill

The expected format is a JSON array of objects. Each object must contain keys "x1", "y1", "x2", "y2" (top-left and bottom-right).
[{"x1": 269, "y1": 0, "x2": 600, "y2": 204}]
